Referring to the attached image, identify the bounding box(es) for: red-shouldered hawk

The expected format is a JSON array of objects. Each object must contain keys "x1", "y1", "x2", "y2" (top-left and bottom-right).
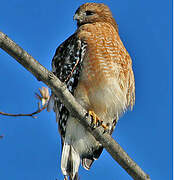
[{"x1": 48, "y1": 3, "x2": 135, "y2": 180}]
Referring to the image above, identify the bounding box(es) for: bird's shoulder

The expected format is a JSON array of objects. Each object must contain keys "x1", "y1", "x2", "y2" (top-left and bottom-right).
[{"x1": 52, "y1": 33, "x2": 86, "y2": 84}]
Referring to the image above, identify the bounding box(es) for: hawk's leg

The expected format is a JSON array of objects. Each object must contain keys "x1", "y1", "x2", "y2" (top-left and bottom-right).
[
  {"x1": 89, "y1": 110, "x2": 100, "y2": 127},
  {"x1": 88, "y1": 110, "x2": 111, "y2": 133}
]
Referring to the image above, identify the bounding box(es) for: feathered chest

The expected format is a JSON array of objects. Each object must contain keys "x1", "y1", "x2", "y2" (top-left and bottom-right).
[{"x1": 77, "y1": 22, "x2": 127, "y2": 89}]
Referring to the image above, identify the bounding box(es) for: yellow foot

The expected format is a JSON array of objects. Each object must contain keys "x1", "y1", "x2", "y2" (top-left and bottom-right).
[
  {"x1": 88, "y1": 110, "x2": 100, "y2": 126},
  {"x1": 101, "y1": 123, "x2": 108, "y2": 130},
  {"x1": 88, "y1": 110, "x2": 110, "y2": 132}
]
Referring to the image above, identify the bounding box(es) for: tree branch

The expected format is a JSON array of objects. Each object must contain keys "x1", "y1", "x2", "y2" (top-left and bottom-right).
[
  {"x1": 0, "y1": 31, "x2": 150, "y2": 180},
  {"x1": 0, "y1": 86, "x2": 50, "y2": 118},
  {"x1": 0, "y1": 104, "x2": 47, "y2": 118}
]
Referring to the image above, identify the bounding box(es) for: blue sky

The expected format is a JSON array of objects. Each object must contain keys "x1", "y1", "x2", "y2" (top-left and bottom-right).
[{"x1": 0, "y1": 0, "x2": 172, "y2": 180}]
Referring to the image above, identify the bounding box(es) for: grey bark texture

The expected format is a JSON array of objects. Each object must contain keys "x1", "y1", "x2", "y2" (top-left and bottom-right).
[{"x1": 0, "y1": 31, "x2": 150, "y2": 180}]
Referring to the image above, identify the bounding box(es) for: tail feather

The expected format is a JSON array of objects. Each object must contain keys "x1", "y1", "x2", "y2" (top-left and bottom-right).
[
  {"x1": 82, "y1": 158, "x2": 94, "y2": 170},
  {"x1": 61, "y1": 142, "x2": 80, "y2": 180},
  {"x1": 61, "y1": 142, "x2": 70, "y2": 176},
  {"x1": 82, "y1": 145, "x2": 103, "y2": 170}
]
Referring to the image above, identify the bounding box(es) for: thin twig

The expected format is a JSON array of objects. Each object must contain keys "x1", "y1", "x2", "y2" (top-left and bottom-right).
[
  {"x1": 0, "y1": 104, "x2": 47, "y2": 118},
  {"x1": 0, "y1": 87, "x2": 49, "y2": 118}
]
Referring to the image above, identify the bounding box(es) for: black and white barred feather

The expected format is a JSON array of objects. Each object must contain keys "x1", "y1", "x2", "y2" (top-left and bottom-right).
[{"x1": 51, "y1": 33, "x2": 86, "y2": 141}]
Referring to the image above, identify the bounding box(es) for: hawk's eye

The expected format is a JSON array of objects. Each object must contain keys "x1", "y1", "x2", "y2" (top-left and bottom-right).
[{"x1": 85, "y1": 11, "x2": 95, "y2": 16}]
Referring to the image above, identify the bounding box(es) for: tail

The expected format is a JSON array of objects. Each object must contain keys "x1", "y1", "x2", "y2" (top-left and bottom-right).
[{"x1": 61, "y1": 142, "x2": 80, "y2": 180}]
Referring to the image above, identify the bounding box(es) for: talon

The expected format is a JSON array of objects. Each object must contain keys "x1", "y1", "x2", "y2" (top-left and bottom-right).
[
  {"x1": 88, "y1": 111, "x2": 111, "y2": 133},
  {"x1": 101, "y1": 123, "x2": 110, "y2": 133},
  {"x1": 101, "y1": 123, "x2": 108, "y2": 130},
  {"x1": 89, "y1": 110, "x2": 100, "y2": 127},
  {"x1": 101, "y1": 122, "x2": 113, "y2": 133}
]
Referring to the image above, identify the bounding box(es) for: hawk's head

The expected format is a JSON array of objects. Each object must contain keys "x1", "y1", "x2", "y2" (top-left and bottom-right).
[{"x1": 73, "y1": 3, "x2": 118, "y2": 30}]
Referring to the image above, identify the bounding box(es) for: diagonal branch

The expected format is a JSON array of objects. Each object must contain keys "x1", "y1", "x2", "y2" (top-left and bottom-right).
[{"x1": 0, "y1": 31, "x2": 150, "y2": 180}]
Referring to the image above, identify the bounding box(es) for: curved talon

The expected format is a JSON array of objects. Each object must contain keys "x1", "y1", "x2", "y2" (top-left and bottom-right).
[
  {"x1": 88, "y1": 110, "x2": 110, "y2": 132},
  {"x1": 89, "y1": 110, "x2": 99, "y2": 126},
  {"x1": 101, "y1": 123, "x2": 108, "y2": 130},
  {"x1": 101, "y1": 123, "x2": 111, "y2": 133}
]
